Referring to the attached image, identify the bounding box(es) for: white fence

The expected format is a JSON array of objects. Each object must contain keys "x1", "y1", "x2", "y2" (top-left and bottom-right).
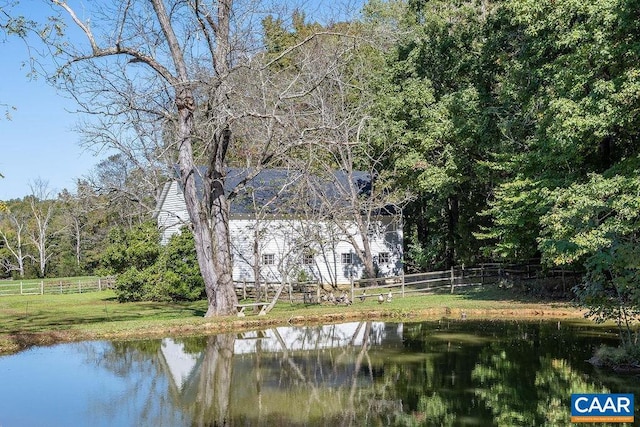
[{"x1": 0, "y1": 277, "x2": 116, "y2": 297}]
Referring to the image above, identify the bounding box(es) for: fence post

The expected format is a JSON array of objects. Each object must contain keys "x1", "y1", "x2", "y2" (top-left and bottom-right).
[
  {"x1": 401, "y1": 272, "x2": 405, "y2": 298},
  {"x1": 350, "y1": 276, "x2": 354, "y2": 303},
  {"x1": 98, "y1": 278, "x2": 102, "y2": 291},
  {"x1": 60, "y1": 281, "x2": 62, "y2": 294},
  {"x1": 20, "y1": 281, "x2": 23, "y2": 295},
  {"x1": 243, "y1": 280, "x2": 247, "y2": 300},
  {"x1": 450, "y1": 267, "x2": 455, "y2": 294},
  {"x1": 481, "y1": 264, "x2": 485, "y2": 285},
  {"x1": 41, "y1": 280, "x2": 44, "y2": 295},
  {"x1": 79, "y1": 280, "x2": 82, "y2": 293}
]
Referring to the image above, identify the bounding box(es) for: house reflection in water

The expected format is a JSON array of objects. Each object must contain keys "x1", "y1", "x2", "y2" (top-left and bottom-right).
[
  {"x1": 157, "y1": 321, "x2": 404, "y2": 425},
  {"x1": 160, "y1": 339, "x2": 201, "y2": 391}
]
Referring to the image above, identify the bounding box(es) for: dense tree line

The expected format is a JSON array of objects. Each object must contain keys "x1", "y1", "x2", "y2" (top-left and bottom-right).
[
  {"x1": 366, "y1": 0, "x2": 639, "y2": 270},
  {"x1": 365, "y1": 0, "x2": 639, "y2": 342}
]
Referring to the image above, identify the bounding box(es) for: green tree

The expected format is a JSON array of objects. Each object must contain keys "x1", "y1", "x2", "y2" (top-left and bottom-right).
[
  {"x1": 366, "y1": 0, "x2": 494, "y2": 269},
  {"x1": 101, "y1": 221, "x2": 205, "y2": 302},
  {"x1": 539, "y1": 166, "x2": 640, "y2": 348},
  {"x1": 71, "y1": 180, "x2": 119, "y2": 274},
  {"x1": 101, "y1": 221, "x2": 160, "y2": 274},
  {"x1": 152, "y1": 227, "x2": 205, "y2": 302},
  {"x1": 479, "y1": 0, "x2": 640, "y2": 264},
  {"x1": 100, "y1": 221, "x2": 160, "y2": 302}
]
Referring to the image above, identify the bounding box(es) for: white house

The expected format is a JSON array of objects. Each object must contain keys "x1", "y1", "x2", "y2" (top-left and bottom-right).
[{"x1": 154, "y1": 168, "x2": 403, "y2": 285}]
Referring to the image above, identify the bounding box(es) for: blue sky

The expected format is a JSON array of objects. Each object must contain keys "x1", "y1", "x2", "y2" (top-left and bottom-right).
[
  {"x1": 0, "y1": 51, "x2": 101, "y2": 201},
  {"x1": 0, "y1": 0, "x2": 364, "y2": 201},
  {"x1": 0, "y1": 3, "x2": 103, "y2": 201}
]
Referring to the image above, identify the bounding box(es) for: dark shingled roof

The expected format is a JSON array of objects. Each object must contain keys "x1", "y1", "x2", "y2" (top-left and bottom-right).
[{"x1": 175, "y1": 167, "x2": 374, "y2": 215}]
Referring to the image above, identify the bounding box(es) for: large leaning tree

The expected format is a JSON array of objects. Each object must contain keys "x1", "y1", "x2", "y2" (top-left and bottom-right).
[{"x1": 47, "y1": 0, "x2": 362, "y2": 316}]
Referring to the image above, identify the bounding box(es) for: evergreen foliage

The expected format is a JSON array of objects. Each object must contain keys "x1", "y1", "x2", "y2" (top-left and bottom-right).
[
  {"x1": 365, "y1": 0, "x2": 640, "y2": 340},
  {"x1": 99, "y1": 222, "x2": 203, "y2": 303}
]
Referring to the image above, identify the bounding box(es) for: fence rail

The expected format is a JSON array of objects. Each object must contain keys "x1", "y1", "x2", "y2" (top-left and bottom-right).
[
  {"x1": 243, "y1": 262, "x2": 582, "y2": 304},
  {"x1": 2, "y1": 263, "x2": 576, "y2": 302},
  {"x1": 0, "y1": 277, "x2": 116, "y2": 297},
  {"x1": 349, "y1": 263, "x2": 581, "y2": 302}
]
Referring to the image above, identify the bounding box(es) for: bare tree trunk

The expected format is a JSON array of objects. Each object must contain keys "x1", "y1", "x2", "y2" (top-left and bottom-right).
[
  {"x1": 210, "y1": 184, "x2": 237, "y2": 316},
  {"x1": 155, "y1": 0, "x2": 237, "y2": 316},
  {"x1": 28, "y1": 179, "x2": 55, "y2": 278},
  {"x1": 49, "y1": 0, "x2": 364, "y2": 315},
  {"x1": 0, "y1": 215, "x2": 27, "y2": 278},
  {"x1": 176, "y1": 100, "x2": 236, "y2": 316},
  {"x1": 360, "y1": 237, "x2": 378, "y2": 280}
]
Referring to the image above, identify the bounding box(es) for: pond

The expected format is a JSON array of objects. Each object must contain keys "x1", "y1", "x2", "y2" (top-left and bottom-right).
[{"x1": 0, "y1": 319, "x2": 637, "y2": 426}]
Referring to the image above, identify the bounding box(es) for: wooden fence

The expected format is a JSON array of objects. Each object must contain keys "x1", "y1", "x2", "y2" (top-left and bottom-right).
[
  {"x1": 234, "y1": 280, "x2": 321, "y2": 304},
  {"x1": 0, "y1": 277, "x2": 116, "y2": 297},
  {"x1": 350, "y1": 263, "x2": 581, "y2": 301},
  {"x1": 350, "y1": 263, "x2": 582, "y2": 302},
  {"x1": 235, "y1": 262, "x2": 582, "y2": 304}
]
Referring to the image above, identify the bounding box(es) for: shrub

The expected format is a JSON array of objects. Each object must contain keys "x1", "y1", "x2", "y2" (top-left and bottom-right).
[
  {"x1": 115, "y1": 267, "x2": 152, "y2": 302},
  {"x1": 102, "y1": 223, "x2": 204, "y2": 303},
  {"x1": 154, "y1": 228, "x2": 204, "y2": 301}
]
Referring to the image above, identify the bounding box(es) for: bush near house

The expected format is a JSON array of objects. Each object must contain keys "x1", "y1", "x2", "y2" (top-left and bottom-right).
[{"x1": 99, "y1": 222, "x2": 203, "y2": 302}]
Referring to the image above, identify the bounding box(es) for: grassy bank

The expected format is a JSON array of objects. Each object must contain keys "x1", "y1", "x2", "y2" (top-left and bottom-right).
[{"x1": 0, "y1": 286, "x2": 585, "y2": 355}]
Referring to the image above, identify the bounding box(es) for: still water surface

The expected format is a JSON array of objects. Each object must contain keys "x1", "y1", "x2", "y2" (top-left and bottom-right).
[{"x1": 0, "y1": 320, "x2": 637, "y2": 426}]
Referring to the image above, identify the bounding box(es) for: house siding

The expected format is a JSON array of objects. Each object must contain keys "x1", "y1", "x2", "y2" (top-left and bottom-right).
[
  {"x1": 156, "y1": 181, "x2": 403, "y2": 285},
  {"x1": 156, "y1": 181, "x2": 190, "y2": 245},
  {"x1": 230, "y1": 216, "x2": 402, "y2": 285}
]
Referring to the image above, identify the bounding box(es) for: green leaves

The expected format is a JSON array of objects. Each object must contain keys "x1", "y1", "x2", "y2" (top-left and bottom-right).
[
  {"x1": 537, "y1": 164, "x2": 640, "y2": 336},
  {"x1": 367, "y1": 1, "x2": 492, "y2": 268},
  {"x1": 477, "y1": 179, "x2": 553, "y2": 261},
  {"x1": 479, "y1": 0, "x2": 640, "y2": 270},
  {"x1": 370, "y1": 0, "x2": 640, "y2": 292},
  {"x1": 100, "y1": 222, "x2": 160, "y2": 275},
  {"x1": 101, "y1": 222, "x2": 204, "y2": 303},
  {"x1": 539, "y1": 170, "x2": 640, "y2": 266}
]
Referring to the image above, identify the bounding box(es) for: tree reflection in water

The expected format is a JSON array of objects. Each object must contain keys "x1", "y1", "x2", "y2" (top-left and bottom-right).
[
  {"x1": 70, "y1": 320, "x2": 639, "y2": 426},
  {"x1": 193, "y1": 334, "x2": 235, "y2": 426}
]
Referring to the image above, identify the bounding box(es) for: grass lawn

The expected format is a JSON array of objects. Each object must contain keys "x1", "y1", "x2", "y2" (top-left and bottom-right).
[{"x1": 0, "y1": 286, "x2": 585, "y2": 355}]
